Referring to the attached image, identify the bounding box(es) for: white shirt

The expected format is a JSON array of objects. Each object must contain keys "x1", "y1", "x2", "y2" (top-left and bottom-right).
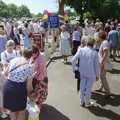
[
  {"x1": 60, "y1": 31, "x2": 70, "y2": 40},
  {"x1": 72, "y1": 30, "x2": 81, "y2": 42},
  {"x1": 1, "y1": 50, "x2": 21, "y2": 63},
  {"x1": 33, "y1": 23, "x2": 39, "y2": 33}
]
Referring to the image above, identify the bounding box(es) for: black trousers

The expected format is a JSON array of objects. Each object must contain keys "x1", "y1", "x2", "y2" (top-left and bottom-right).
[
  {"x1": 72, "y1": 41, "x2": 80, "y2": 55},
  {"x1": 75, "y1": 71, "x2": 80, "y2": 92}
]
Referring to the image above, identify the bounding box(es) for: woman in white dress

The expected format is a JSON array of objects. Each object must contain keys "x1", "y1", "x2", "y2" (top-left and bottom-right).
[{"x1": 60, "y1": 25, "x2": 71, "y2": 62}]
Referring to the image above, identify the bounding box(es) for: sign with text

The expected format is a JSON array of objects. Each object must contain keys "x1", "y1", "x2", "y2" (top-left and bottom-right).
[{"x1": 48, "y1": 15, "x2": 59, "y2": 28}]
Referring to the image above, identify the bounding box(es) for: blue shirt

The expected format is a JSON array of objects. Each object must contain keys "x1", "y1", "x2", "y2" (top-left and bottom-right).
[
  {"x1": 72, "y1": 47, "x2": 99, "y2": 80},
  {"x1": 108, "y1": 30, "x2": 119, "y2": 46},
  {"x1": 0, "y1": 35, "x2": 5, "y2": 54}
]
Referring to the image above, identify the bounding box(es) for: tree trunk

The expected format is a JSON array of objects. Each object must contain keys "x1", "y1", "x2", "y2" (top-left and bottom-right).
[{"x1": 58, "y1": 0, "x2": 65, "y2": 16}]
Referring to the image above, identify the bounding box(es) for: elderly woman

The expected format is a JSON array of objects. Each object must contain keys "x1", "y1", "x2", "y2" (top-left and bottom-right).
[
  {"x1": 1, "y1": 40, "x2": 20, "y2": 63},
  {"x1": 3, "y1": 49, "x2": 34, "y2": 120},
  {"x1": 60, "y1": 25, "x2": 71, "y2": 63}
]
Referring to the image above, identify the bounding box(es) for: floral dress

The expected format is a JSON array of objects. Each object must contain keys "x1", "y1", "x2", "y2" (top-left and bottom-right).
[{"x1": 33, "y1": 54, "x2": 48, "y2": 108}]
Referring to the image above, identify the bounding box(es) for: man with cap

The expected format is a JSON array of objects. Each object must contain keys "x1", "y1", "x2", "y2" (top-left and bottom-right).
[{"x1": 72, "y1": 36, "x2": 99, "y2": 107}]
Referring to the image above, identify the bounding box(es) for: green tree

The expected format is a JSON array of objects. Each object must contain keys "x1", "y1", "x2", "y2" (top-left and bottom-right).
[
  {"x1": 36, "y1": 12, "x2": 43, "y2": 18},
  {"x1": 7, "y1": 4, "x2": 18, "y2": 18},
  {"x1": 83, "y1": 11, "x2": 93, "y2": 19},
  {"x1": 0, "y1": 0, "x2": 9, "y2": 18},
  {"x1": 65, "y1": 0, "x2": 120, "y2": 19},
  {"x1": 17, "y1": 5, "x2": 31, "y2": 17},
  {"x1": 67, "y1": 9, "x2": 77, "y2": 17},
  {"x1": 0, "y1": 0, "x2": 32, "y2": 18}
]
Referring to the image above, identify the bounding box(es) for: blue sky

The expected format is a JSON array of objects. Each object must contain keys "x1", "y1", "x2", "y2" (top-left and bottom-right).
[{"x1": 3, "y1": 0, "x2": 58, "y2": 14}]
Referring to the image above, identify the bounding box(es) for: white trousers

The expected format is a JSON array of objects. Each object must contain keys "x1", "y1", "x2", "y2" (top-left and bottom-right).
[{"x1": 80, "y1": 76, "x2": 94, "y2": 104}]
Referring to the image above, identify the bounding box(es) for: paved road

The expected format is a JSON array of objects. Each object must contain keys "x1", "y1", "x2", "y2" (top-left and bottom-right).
[{"x1": 40, "y1": 58, "x2": 120, "y2": 120}]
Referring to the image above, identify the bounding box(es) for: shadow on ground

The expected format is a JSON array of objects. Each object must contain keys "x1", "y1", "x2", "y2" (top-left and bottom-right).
[
  {"x1": 108, "y1": 69, "x2": 120, "y2": 74},
  {"x1": 92, "y1": 92, "x2": 120, "y2": 107},
  {"x1": 64, "y1": 62, "x2": 72, "y2": 65},
  {"x1": 40, "y1": 104, "x2": 70, "y2": 120},
  {"x1": 88, "y1": 105, "x2": 120, "y2": 120}
]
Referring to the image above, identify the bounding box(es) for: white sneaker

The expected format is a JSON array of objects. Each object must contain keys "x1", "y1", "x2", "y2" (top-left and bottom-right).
[
  {"x1": 85, "y1": 101, "x2": 94, "y2": 108},
  {"x1": 1, "y1": 113, "x2": 8, "y2": 118}
]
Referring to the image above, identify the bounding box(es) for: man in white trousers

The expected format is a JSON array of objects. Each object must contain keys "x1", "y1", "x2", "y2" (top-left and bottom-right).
[{"x1": 72, "y1": 37, "x2": 99, "y2": 107}]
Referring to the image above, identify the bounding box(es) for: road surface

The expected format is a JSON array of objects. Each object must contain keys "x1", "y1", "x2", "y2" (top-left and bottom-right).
[{"x1": 40, "y1": 58, "x2": 120, "y2": 120}]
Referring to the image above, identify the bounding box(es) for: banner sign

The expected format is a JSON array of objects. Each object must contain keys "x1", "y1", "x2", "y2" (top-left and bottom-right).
[{"x1": 48, "y1": 15, "x2": 59, "y2": 28}]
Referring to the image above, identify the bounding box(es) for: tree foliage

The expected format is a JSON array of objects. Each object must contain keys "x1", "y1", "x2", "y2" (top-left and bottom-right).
[
  {"x1": 17, "y1": 5, "x2": 31, "y2": 18},
  {"x1": 35, "y1": 12, "x2": 43, "y2": 18},
  {"x1": 0, "y1": 0, "x2": 31, "y2": 18},
  {"x1": 65, "y1": 0, "x2": 120, "y2": 19},
  {"x1": 8, "y1": 4, "x2": 18, "y2": 17}
]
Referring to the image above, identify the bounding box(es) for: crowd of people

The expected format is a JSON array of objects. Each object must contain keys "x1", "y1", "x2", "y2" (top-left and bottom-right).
[
  {"x1": 0, "y1": 19, "x2": 48, "y2": 55},
  {"x1": 0, "y1": 17, "x2": 119, "y2": 119},
  {"x1": 70, "y1": 19, "x2": 120, "y2": 107},
  {"x1": 0, "y1": 19, "x2": 49, "y2": 120},
  {"x1": 58, "y1": 18, "x2": 120, "y2": 107}
]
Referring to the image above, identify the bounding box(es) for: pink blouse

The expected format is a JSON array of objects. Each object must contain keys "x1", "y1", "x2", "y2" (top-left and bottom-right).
[{"x1": 34, "y1": 54, "x2": 47, "y2": 81}]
